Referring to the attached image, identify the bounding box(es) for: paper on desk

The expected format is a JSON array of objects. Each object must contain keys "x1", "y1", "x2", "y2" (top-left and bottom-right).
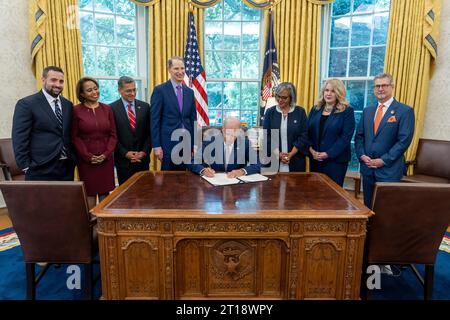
[
  {"x1": 237, "y1": 173, "x2": 269, "y2": 183},
  {"x1": 201, "y1": 173, "x2": 241, "y2": 186}
]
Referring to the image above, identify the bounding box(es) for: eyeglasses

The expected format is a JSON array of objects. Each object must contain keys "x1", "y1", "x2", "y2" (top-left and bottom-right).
[
  {"x1": 276, "y1": 95, "x2": 290, "y2": 101},
  {"x1": 374, "y1": 84, "x2": 392, "y2": 89}
]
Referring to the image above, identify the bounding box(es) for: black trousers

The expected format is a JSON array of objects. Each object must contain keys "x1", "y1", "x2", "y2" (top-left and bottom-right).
[
  {"x1": 25, "y1": 159, "x2": 75, "y2": 181},
  {"x1": 116, "y1": 162, "x2": 150, "y2": 185}
]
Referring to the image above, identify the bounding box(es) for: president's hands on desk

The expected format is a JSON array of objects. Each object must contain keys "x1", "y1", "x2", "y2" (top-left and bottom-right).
[{"x1": 201, "y1": 167, "x2": 246, "y2": 178}]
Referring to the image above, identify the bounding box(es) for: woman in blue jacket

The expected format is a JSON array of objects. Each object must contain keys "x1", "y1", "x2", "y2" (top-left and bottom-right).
[
  {"x1": 263, "y1": 82, "x2": 309, "y2": 172},
  {"x1": 308, "y1": 79, "x2": 355, "y2": 186}
]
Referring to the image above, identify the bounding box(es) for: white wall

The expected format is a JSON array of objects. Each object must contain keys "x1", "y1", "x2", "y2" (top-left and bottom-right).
[
  {"x1": 422, "y1": 1, "x2": 450, "y2": 140},
  {"x1": 0, "y1": 0, "x2": 36, "y2": 206}
]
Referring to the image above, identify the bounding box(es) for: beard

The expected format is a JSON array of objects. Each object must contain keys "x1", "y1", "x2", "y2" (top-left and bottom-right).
[{"x1": 43, "y1": 85, "x2": 62, "y2": 98}]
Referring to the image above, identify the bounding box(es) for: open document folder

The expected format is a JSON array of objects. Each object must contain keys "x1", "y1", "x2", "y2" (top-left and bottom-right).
[{"x1": 201, "y1": 173, "x2": 269, "y2": 186}]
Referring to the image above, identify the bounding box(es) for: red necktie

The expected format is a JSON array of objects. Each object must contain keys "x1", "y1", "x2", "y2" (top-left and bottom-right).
[
  {"x1": 127, "y1": 103, "x2": 136, "y2": 132},
  {"x1": 373, "y1": 104, "x2": 384, "y2": 134}
]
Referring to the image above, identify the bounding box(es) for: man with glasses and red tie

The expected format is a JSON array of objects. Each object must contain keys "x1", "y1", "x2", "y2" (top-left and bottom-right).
[
  {"x1": 150, "y1": 56, "x2": 197, "y2": 170},
  {"x1": 355, "y1": 73, "x2": 415, "y2": 208},
  {"x1": 110, "y1": 76, "x2": 151, "y2": 185},
  {"x1": 12, "y1": 66, "x2": 76, "y2": 181}
]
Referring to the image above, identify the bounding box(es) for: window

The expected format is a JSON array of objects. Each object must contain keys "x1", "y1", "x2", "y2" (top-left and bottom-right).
[
  {"x1": 204, "y1": 0, "x2": 262, "y2": 128},
  {"x1": 78, "y1": 0, "x2": 147, "y2": 103},
  {"x1": 321, "y1": 0, "x2": 391, "y2": 171}
]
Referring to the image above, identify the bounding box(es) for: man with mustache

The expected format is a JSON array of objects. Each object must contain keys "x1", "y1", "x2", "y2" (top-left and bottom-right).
[{"x1": 12, "y1": 66, "x2": 76, "y2": 180}]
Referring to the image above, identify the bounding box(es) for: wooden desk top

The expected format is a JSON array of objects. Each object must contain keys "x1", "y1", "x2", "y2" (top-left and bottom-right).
[{"x1": 92, "y1": 171, "x2": 372, "y2": 219}]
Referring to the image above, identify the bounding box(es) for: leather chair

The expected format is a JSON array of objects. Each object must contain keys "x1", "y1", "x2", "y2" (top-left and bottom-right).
[
  {"x1": 403, "y1": 138, "x2": 450, "y2": 183},
  {"x1": 0, "y1": 181, "x2": 98, "y2": 300},
  {"x1": 0, "y1": 138, "x2": 24, "y2": 181},
  {"x1": 362, "y1": 182, "x2": 450, "y2": 300}
]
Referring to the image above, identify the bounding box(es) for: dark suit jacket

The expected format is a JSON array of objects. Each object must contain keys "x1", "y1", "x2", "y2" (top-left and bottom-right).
[
  {"x1": 110, "y1": 99, "x2": 151, "y2": 168},
  {"x1": 150, "y1": 80, "x2": 197, "y2": 154},
  {"x1": 12, "y1": 91, "x2": 75, "y2": 170},
  {"x1": 189, "y1": 136, "x2": 260, "y2": 175},
  {"x1": 355, "y1": 99, "x2": 415, "y2": 181},
  {"x1": 307, "y1": 106, "x2": 355, "y2": 163},
  {"x1": 263, "y1": 106, "x2": 309, "y2": 172}
]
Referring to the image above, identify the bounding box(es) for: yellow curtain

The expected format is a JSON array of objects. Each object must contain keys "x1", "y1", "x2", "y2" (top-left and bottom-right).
[
  {"x1": 265, "y1": 0, "x2": 321, "y2": 113},
  {"x1": 384, "y1": 0, "x2": 441, "y2": 173},
  {"x1": 29, "y1": 0, "x2": 83, "y2": 103},
  {"x1": 146, "y1": 0, "x2": 205, "y2": 171}
]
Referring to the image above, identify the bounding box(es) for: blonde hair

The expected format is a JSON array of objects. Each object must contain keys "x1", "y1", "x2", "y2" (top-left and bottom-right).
[{"x1": 315, "y1": 79, "x2": 349, "y2": 113}]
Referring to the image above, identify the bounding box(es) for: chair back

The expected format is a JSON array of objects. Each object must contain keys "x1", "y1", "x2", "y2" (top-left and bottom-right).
[
  {"x1": 0, "y1": 138, "x2": 24, "y2": 180},
  {"x1": 414, "y1": 139, "x2": 450, "y2": 179},
  {"x1": 367, "y1": 182, "x2": 450, "y2": 265},
  {"x1": 0, "y1": 181, "x2": 93, "y2": 263}
]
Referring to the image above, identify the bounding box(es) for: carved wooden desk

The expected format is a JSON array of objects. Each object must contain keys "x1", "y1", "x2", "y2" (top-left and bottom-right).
[{"x1": 92, "y1": 172, "x2": 372, "y2": 300}]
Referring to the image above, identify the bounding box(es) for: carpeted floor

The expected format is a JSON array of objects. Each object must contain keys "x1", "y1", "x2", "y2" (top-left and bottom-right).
[{"x1": 1, "y1": 227, "x2": 449, "y2": 300}]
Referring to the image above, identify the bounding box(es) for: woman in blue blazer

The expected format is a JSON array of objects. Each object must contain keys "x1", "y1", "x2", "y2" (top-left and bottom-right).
[
  {"x1": 263, "y1": 82, "x2": 309, "y2": 172},
  {"x1": 308, "y1": 79, "x2": 355, "y2": 186}
]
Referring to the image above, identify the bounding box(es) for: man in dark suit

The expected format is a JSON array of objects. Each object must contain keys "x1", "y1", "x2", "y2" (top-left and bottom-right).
[
  {"x1": 355, "y1": 73, "x2": 415, "y2": 208},
  {"x1": 150, "y1": 56, "x2": 197, "y2": 170},
  {"x1": 12, "y1": 66, "x2": 76, "y2": 181},
  {"x1": 110, "y1": 76, "x2": 151, "y2": 185},
  {"x1": 189, "y1": 117, "x2": 260, "y2": 178}
]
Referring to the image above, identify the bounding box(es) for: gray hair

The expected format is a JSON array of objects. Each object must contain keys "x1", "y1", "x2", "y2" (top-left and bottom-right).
[
  {"x1": 168, "y1": 56, "x2": 184, "y2": 69},
  {"x1": 374, "y1": 73, "x2": 395, "y2": 86},
  {"x1": 118, "y1": 76, "x2": 135, "y2": 88},
  {"x1": 275, "y1": 82, "x2": 297, "y2": 108},
  {"x1": 223, "y1": 116, "x2": 241, "y2": 129}
]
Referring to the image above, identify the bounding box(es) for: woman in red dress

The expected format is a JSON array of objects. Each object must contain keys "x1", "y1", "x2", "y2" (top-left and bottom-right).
[{"x1": 73, "y1": 77, "x2": 117, "y2": 209}]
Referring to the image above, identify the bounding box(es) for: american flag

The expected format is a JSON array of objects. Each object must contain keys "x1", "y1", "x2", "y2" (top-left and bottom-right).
[
  {"x1": 260, "y1": 10, "x2": 280, "y2": 122},
  {"x1": 184, "y1": 12, "x2": 209, "y2": 126}
]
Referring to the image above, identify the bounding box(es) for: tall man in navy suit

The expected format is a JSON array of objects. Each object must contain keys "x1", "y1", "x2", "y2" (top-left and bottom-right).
[
  {"x1": 150, "y1": 56, "x2": 197, "y2": 170},
  {"x1": 110, "y1": 76, "x2": 151, "y2": 185},
  {"x1": 355, "y1": 73, "x2": 415, "y2": 208},
  {"x1": 12, "y1": 66, "x2": 76, "y2": 181}
]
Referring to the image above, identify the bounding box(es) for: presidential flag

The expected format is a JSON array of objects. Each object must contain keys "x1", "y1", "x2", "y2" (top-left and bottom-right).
[
  {"x1": 260, "y1": 10, "x2": 280, "y2": 122},
  {"x1": 184, "y1": 12, "x2": 209, "y2": 126}
]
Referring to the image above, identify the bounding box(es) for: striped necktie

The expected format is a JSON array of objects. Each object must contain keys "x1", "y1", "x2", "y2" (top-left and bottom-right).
[
  {"x1": 127, "y1": 102, "x2": 136, "y2": 132},
  {"x1": 54, "y1": 99, "x2": 67, "y2": 158}
]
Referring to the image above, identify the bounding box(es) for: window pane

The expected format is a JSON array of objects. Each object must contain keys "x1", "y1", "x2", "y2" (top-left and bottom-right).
[
  {"x1": 94, "y1": 0, "x2": 114, "y2": 13},
  {"x1": 114, "y1": 0, "x2": 136, "y2": 16},
  {"x1": 242, "y1": 22, "x2": 259, "y2": 50},
  {"x1": 96, "y1": 46, "x2": 116, "y2": 76},
  {"x1": 373, "y1": 13, "x2": 389, "y2": 45},
  {"x1": 351, "y1": 15, "x2": 372, "y2": 47},
  {"x1": 375, "y1": 0, "x2": 390, "y2": 11},
  {"x1": 329, "y1": 49, "x2": 347, "y2": 77},
  {"x1": 223, "y1": 22, "x2": 241, "y2": 50},
  {"x1": 205, "y1": 22, "x2": 223, "y2": 51},
  {"x1": 82, "y1": 45, "x2": 96, "y2": 75},
  {"x1": 370, "y1": 46, "x2": 386, "y2": 76},
  {"x1": 224, "y1": 0, "x2": 241, "y2": 21},
  {"x1": 330, "y1": 17, "x2": 350, "y2": 48},
  {"x1": 348, "y1": 142, "x2": 360, "y2": 172},
  {"x1": 95, "y1": 14, "x2": 115, "y2": 45},
  {"x1": 349, "y1": 48, "x2": 369, "y2": 76},
  {"x1": 353, "y1": 0, "x2": 375, "y2": 14},
  {"x1": 117, "y1": 48, "x2": 137, "y2": 76},
  {"x1": 116, "y1": 15, "x2": 135, "y2": 46},
  {"x1": 98, "y1": 79, "x2": 118, "y2": 104},
  {"x1": 242, "y1": 4, "x2": 260, "y2": 21},
  {"x1": 80, "y1": 12, "x2": 95, "y2": 44},
  {"x1": 241, "y1": 110, "x2": 258, "y2": 128},
  {"x1": 332, "y1": 0, "x2": 351, "y2": 16},
  {"x1": 205, "y1": 51, "x2": 223, "y2": 78},
  {"x1": 223, "y1": 82, "x2": 241, "y2": 109},
  {"x1": 223, "y1": 52, "x2": 241, "y2": 78},
  {"x1": 209, "y1": 110, "x2": 223, "y2": 126},
  {"x1": 347, "y1": 80, "x2": 366, "y2": 111},
  {"x1": 242, "y1": 52, "x2": 259, "y2": 79},
  {"x1": 79, "y1": 0, "x2": 93, "y2": 11},
  {"x1": 223, "y1": 110, "x2": 240, "y2": 119},
  {"x1": 366, "y1": 81, "x2": 378, "y2": 107},
  {"x1": 207, "y1": 82, "x2": 222, "y2": 109},
  {"x1": 241, "y1": 82, "x2": 259, "y2": 110},
  {"x1": 205, "y1": 2, "x2": 222, "y2": 21}
]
